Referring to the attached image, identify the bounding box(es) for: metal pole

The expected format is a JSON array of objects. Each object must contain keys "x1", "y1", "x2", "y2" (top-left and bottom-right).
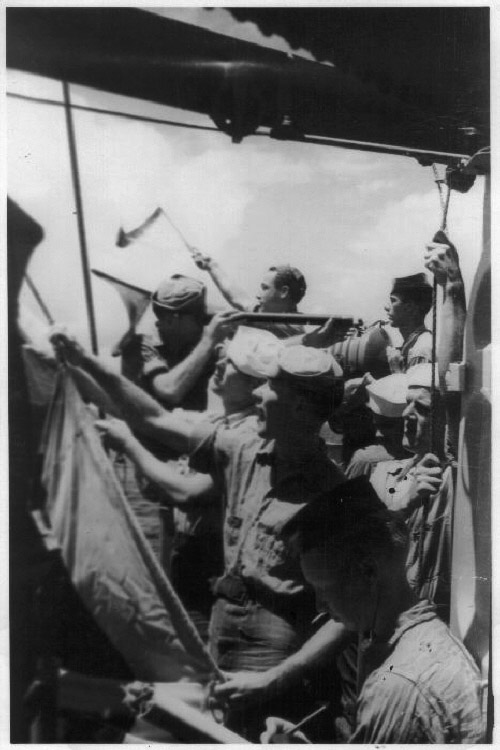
[{"x1": 62, "y1": 81, "x2": 99, "y2": 354}]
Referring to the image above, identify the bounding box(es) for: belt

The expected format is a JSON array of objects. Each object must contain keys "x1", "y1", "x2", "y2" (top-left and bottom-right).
[
  {"x1": 212, "y1": 573, "x2": 254, "y2": 605},
  {"x1": 212, "y1": 574, "x2": 315, "y2": 624}
]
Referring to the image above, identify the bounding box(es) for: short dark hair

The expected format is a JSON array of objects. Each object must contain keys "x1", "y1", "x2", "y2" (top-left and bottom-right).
[
  {"x1": 398, "y1": 287, "x2": 433, "y2": 316},
  {"x1": 269, "y1": 265, "x2": 307, "y2": 304},
  {"x1": 283, "y1": 478, "x2": 408, "y2": 565}
]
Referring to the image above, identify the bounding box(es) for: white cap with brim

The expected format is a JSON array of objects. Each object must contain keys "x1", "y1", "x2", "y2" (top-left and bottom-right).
[
  {"x1": 277, "y1": 346, "x2": 343, "y2": 390},
  {"x1": 226, "y1": 326, "x2": 283, "y2": 378},
  {"x1": 366, "y1": 373, "x2": 408, "y2": 418},
  {"x1": 406, "y1": 362, "x2": 439, "y2": 389}
]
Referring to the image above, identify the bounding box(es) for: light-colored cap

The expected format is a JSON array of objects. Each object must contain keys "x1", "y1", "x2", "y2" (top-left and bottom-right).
[
  {"x1": 406, "y1": 362, "x2": 439, "y2": 389},
  {"x1": 278, "y1": 345, "x2": 343, "y2": 391},
  {"x1": 226, "y1": 326, "x2": 283, "y2": 378},
  {"x1": 366, "y1": 373, "x2": 408, "y2": 418}
]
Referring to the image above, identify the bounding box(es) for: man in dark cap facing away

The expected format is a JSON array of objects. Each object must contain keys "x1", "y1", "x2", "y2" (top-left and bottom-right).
[
  {"x1": 385, "y1": 272, "x2": 433, "y2": 372},
  {"x1": 135, "y1": 273, "x2": 236, "y2": 410},
  {"x1": 117, "y1": 273, "x2": 238, "y2": 634}
]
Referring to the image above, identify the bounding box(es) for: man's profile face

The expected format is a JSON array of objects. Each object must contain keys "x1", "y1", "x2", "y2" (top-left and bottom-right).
[
  {"x1": 255, "y1": 271, "x2": 287, "y2": 312},
  {"x1": 252, "y1": 378, "x2": 294, "y2": 438},
  {"x1": 385, "y1": 293, "x2": 413, "y2": 330},
  {"x1": 402, "y1": 386, "x2": 431, "y2": 453}
]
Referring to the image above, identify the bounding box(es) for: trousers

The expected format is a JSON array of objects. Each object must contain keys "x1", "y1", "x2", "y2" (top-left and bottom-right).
[{"x1": 209, "y1": 596, "x2": 322, "y2": 740}]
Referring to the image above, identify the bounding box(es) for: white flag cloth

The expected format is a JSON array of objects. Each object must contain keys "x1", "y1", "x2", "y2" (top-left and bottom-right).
[{"x1": 40, "y1": 370, "x2": 215, "y2": 683}]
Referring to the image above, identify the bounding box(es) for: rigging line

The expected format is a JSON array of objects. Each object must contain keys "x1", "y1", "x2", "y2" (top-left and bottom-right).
[
  {"x1": 24, "y1": 273, "x2": 55, "y2": 326},
  {"x1": 7, "y1": 91, "x2": 248, "y2": 135},
  {"x1": 432, "y1": 163, "x2": 445, "y2": 211},
  {"x1": 62, "y1": 81, "x2": 99, "y2": 356},
  {"x1": 7, "y1": 90, "x2": 470, "y2": 163}
]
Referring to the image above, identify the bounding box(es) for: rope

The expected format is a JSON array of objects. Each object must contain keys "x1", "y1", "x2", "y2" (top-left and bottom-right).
[
  {"x1": 24, "y1": 273, "x2": 55, "y2": 325},
  {"x1": 419, "y1": 165, "x2": 453, "y2": 591},
  {"x1": 429, "y1": 164, "x2": 452, "y2": 451}
]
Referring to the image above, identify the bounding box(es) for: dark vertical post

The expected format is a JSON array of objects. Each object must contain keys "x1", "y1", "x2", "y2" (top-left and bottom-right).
[{"x1": 62, "y1": 80, "x2": 99, "y2": 354}]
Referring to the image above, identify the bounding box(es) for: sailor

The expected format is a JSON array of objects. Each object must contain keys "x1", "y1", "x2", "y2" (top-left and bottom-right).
[
  {"x1": 126, "y1": 274, "x2": 235, "y2": 410},
  {"x1": 345, "y1": 373, "x2": 408, "y2": 479},
  {"x1": 385, "y1": 272, "x2": 433, "y2": 372},
  {"x1": 261, "y1": 480, "x2": 484, "y2": 744},
  {"x1": 369, "y1": 364, "x2": 452, "y2": 621},
  {"x1": 50, "y1": 332, "x2": 348, "y2": 741},
  {"x1": 193, "y1": 250, "x2": 307, "y2": 339},
  {"x1": 116, "y1": 275, "x2": 239, "y2": 634},
  {"x1": 91, "y1": 328, "x2": 278, "y2": 640}
]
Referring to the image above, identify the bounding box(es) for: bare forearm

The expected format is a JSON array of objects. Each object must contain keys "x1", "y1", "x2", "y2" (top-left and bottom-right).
[
  {"x1": 81, "y1": 352, "x2": 164, "y2": 425},
  {"x1": 265, "y1": 620, "x2": 350, "y2": 692},
  {"x1": 205, "y1": 260, "x2": 251, "y2": 311},
  {"x1": 151, "y1": 334, "x2": 215, "y2": 406},
  {"x1": 438, "y1": 278, "x2": 466, "y2": 381},
  {"x1": 122, "y1": 437, "x2": 215, "y2": 505}
]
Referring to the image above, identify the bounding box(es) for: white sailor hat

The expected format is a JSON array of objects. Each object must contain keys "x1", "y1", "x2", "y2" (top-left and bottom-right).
[
  {"x1": 226, "y1": 326, "x2": 283, "y2": 378},
  {"x1": 277, "y1": 345, "x2": 343, "y2": 391},
  {"x1": 366, "y1": 373, "x2": 408, "y2": 418},
  {"x1": 406, "y1": 362, "x2": 439, "y2": 389}
]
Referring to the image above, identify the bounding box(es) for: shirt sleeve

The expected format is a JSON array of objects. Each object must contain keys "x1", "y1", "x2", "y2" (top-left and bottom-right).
[
  {"x1": 345, "y1": 454, "x2": 373, "y2": 479},
  {"x1": 407, "y1": 331, "x2": 433, "y2": 367},
  {"x1": 349, "y1": 671, "x2": 440, "y2": 744},
  {"x1": 187, "y1": 421, "x2": 219, "y2": 474},
  {"x1": 136, "y1": 338, "x2": 170, "y2": 386}
]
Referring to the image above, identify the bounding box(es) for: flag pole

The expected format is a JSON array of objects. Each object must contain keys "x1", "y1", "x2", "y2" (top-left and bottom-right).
[{"x1": 62, "y1": 81, "x2": 99, "y2": 355}]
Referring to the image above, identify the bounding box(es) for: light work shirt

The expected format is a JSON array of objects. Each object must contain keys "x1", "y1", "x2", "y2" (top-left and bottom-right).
[
  {"x1": 190, "y1": 418, "x2": 345, "y2": 600},
  {"x1": 350, "y1": 600, "x2": 484, "y2": 744},
  {"x1": 370, "y1": 459, "x2": 454, "y2": 619}
]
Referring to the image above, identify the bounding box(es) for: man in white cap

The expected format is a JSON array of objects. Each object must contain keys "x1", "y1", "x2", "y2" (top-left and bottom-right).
[
  {"x1": 85, "y1": 327, "x2": 278, "y2": 638},
  {"x1": 51, "y1": 331, "x2": 347, "y2": 740},
  {"x1": 369, "y1": 363, "x2": 452, "y2": 622},
  {"x1": 345, "y1": 373, "x2": 408, "y2": 478}
]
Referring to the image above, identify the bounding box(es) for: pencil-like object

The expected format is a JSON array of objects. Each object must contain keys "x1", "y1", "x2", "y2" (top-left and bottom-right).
[{"x1": 288, "y1": 702, "x2": 329, "y2": 734}]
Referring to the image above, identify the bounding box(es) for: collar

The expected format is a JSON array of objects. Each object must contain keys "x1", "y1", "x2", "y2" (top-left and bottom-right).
[
  {"x1": 222, "y1": 406, "x2": 255, "y2": 427},
  {"x1": 402, "y1": 324, "x2": 430, "y2": 348},
  {"x1": 386, "y1": 599, "x2": 438, "y2": 648}
]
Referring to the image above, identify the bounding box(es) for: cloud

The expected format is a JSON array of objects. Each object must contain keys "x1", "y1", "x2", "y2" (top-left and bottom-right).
[{"x1": 9, "y1": 71, "x2": 486, "y2": 352}]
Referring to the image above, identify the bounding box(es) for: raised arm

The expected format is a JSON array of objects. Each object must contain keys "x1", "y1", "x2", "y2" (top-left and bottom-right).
[
  {"x1": 95, "y1": 417, "x2": 216, "y2": 505},
  {"x1": 192, "y1": 250, "x2": 253, "y2": 311},
  {"x1": 425, "y1": 233, "x2": 466, "y2": 381},
  {"x1": 148, "y1": 311, "x2": 239, "y2": 406},
  {"x1": 424, "y1": 233, "x2": 466, "y2": 458},
  {"x1": 51, "y1": 331, "x2": 194, "y2": 454}
]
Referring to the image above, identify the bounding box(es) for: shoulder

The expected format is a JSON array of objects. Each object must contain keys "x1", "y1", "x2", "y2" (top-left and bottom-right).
[
  {"x1": 357, "y1": 618, "x2": 483, "y2": 743},
  {"x1": 212, "y1": 415, "x2": 260, "y2": 456},
  {"x1": 352, "y1": 669, "x2": 432, "y2": 744},
  {"x1": 347, "y1": 445, "x2": 390, "y2": 478},
  {"x1": 407, "y1": 329, "x2": 432, "y2": 362}
]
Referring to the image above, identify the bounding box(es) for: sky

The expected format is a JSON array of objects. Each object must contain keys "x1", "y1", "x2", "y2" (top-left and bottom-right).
[{"x1": 7, "y1": 7, "x2": 486, "y2": 357}]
